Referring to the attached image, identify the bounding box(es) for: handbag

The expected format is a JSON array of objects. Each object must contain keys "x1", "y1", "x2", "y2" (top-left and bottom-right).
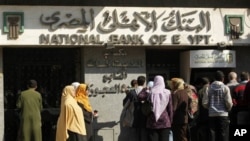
[{"x1": 121, "y1": 99, "x2": 134, "y2": 127}]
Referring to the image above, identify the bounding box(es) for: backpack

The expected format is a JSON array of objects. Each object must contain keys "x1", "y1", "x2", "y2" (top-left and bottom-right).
[
  {"x1": 141, "y1": 99, "x2": 152, "y2": 116},
  {"x1": 121, "y1": 89, "x2": 137, "y2": 127}
]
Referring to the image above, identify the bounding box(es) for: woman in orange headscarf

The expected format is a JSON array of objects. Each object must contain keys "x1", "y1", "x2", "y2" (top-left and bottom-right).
[{"x1": 75, "y1": 84, "x2": 94, "y2": 141}]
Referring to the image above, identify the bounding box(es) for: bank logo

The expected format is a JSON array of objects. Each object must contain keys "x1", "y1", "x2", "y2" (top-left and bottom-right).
[
  {"x1": 225, "y1": 15, "x2": 244, "y2": 40},
  {"x1": 3, "y1": 12, "x2": 24, "y2": 39}
]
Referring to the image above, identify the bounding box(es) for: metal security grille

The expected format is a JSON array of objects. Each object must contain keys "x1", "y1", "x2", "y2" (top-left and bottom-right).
[{"x1": 3, "y1": 48, "x2": 79, "y2": 109}]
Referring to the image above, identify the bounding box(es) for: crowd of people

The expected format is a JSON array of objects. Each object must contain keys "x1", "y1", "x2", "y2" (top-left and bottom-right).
[
  {"x1": 121, "y1": 70, "x2": 250, "y2": 141},
  {"x1": 15, "y1": 70, "x2": 250, "y2": 141}
]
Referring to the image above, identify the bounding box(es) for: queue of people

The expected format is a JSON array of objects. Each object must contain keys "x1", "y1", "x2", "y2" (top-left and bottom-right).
[
  {"x1": 15, "y1": 69, "x2": 250, "y2": 141},
  {"x1": 121, "y1": 70, "x2": 249, "y2": 141}
]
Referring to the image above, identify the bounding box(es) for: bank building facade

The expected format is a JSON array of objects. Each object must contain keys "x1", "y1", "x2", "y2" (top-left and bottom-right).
[{"x1": 0, "y1": 1, "x2": 250, "y2": 141}]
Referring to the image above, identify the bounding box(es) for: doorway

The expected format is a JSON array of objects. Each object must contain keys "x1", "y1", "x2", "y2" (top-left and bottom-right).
[
  {"x1": 146, "y1": 49, "x2": 180, "y2": 82},
  {"x1": 3, "y1": 47, "x2": 80, "y2": 141},
  {"x1": 3, "y1": 47, "x2": 80, "y2": 109}
]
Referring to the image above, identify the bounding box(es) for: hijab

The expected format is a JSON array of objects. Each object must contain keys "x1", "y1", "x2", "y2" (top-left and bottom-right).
[
  {"x1": 71, "y1": 82, "x2": 80, "y2": 90},
  {"x1": 75, "y1": 84, "x2": 93, "y2": 112},
  {"x1": 150, "y1": 75, "x2": 171, "y2": 121},
  {"x1": 170, "y1": 78, "x2": 185, "y2": 93},
  {"x1": 56, "y1": 85, "x2": 86, "y2": 141},
  {"x1": 147, "y1": 81, "x2": 154, "y2": 89}
]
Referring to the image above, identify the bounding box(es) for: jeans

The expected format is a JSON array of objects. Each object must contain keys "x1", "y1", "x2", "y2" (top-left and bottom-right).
[{"x1": 209, "y1": 116, "x2": 229, "y2": 141}]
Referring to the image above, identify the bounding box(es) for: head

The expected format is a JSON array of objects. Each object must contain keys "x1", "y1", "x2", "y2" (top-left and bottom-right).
[
  {"x1": 137, "y1": 76, "x2": 146, "y2": 86},
  {"x1": 130, "y1": 79, "x2": 138, "y2": 88},
  {"x1": 147, "y1": 81, "x2": 154, "y2": 89},
  {"x1": 75, "y1": 84, "x2": 89, "y2": 97},
  {"x1": 62, "y1": 85, "x2": 75, "y2": 97},
  {"x1": 240, "y1": 71, "x2": 249, "y2": 81},
  {"x1": 195, "y1": 77, "x2": 210, "y2": 90},
  {"x1": 228, "y1": 71, "x2": 237, "y2": 81},
  {"x1": 27, "y1": 79, "x2": 37, "y2": 89},
  {"x1": 185, "y1": 84, "x2": 197, "y2": 94},
  {"x1": 170, "y1": 77, "x2": 185, "y2": 91},
  {"x1": 201, "y1": 77, "x2": 210, "y2": 85},
  {"x1": 153, "y1": 75, "x2": 165, "y2": 88},
  {"x1": 71, "y1": 82, "x2": 80, "y2": 90},
  {"x1": 215, "y1": 70, "x2": 225, "y2": 81}
]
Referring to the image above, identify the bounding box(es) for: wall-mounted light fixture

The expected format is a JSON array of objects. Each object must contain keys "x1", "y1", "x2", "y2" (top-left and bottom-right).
[
  {"x1": 104, "y1": 42, "x2": 115, "y2": 49},
  {"x1": 217, "y1": 41, "x2": 226, "y2": 49}
]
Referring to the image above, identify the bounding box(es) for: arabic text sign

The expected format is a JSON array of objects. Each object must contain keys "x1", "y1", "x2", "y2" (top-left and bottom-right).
[
  {"x1": 40, "y1": 8, "x2": 211, "y2": 34},
  {"x1": 190, "y1": 50, "x2": 236, "y2": 68}
]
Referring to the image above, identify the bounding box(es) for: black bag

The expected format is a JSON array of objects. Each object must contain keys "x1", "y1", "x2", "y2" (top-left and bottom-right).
[
  {"x1": 121, "y1": 98, "x2": 135, "y2": 127},
  {"x1": 141, "y1": 100, "x2": 152, "y2": 116}
]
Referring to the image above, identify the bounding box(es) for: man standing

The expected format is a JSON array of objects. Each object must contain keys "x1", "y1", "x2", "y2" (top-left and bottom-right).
[
  {"x1": 202, "y1": 71, "x2": 233, "y2": 141},
  {"x1": 226, "y1": 71, "x2": 239, "y2": 93},
  {"x1": 232, "y1": 71, "x2": 249, "y2": 125},
  {"x1": 16, "y1": 79, "x2": 43, "y2": 141},
  {"x1": 123, "y1": 75, "x2": 147, "y2": 141},
  {"x1": 196, "y1": 77, "x2": 210, "y2": 141}
]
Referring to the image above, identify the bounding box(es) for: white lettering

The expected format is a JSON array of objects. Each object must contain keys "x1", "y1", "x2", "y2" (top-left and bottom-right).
[{"x1": 234, "y1": 129, "x2": 247, "y2": 136}]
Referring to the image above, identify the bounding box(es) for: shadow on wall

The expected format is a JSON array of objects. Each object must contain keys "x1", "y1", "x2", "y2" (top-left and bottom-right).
[{"x1": 92, "y1": 118, "x2": 118, "y2": 141}]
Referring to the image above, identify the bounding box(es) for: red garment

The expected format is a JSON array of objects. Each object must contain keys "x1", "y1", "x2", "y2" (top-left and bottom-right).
[
  {"x1": 233, "y1": 82, "x2": 248, "y2": 107},
  {"x1": 243, "y1": 81, "x2": 250, "y2": 107}
]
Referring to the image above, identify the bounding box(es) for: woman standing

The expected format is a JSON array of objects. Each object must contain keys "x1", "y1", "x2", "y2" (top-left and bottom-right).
[
  {"x1": 75, "y1": 84, "x2": 94, "y2": 141},
  {"x1": 56, "y1": 85, "x2": 87, "y2": 141},
  {"x1": 170, "y1": 78, "x2": 189, "y2": 141},
  {"x1": 146, "y1": 75, "x2": 173, "y2": 141}
]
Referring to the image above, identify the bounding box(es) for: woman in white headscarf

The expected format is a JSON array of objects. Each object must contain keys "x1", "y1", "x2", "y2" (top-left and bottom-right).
[
  {"x1": 146, "y1": 75, "x2": 173, "y2": 141},
  {"x1": 56, "y1": 85, "x2": 87, "y2": 141}
]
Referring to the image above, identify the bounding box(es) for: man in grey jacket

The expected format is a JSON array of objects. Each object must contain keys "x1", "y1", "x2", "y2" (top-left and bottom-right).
[{"x1": 202, "y1": 70, "x2": 233, "y2": 141}]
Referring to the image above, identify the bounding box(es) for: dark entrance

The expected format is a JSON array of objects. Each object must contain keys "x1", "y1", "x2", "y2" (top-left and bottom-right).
[
  {"x1": 3, "y1": 47, "x2": 80, "y2": 141},
  {"x1": 146, "y1": 49, "x2": 180, "y2": 83},
  {"x1": 190, "y1": 68, "x2": 234, "y2": 85}
]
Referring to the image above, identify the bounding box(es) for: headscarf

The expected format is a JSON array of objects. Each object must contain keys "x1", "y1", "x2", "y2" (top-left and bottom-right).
[
  {"x1": 71, "y1": 82, "x2": 80, "y2": 90},
  {"x1": 75, "y1": 84, "x2": 93, "y2": 112},
  {"x1": 147, "y1": 81, "x2": 154, "y2": 88},
  {"x1": 150, "y1": 75, "x2": 171, "y2": 121},
  {"x1": 56, "y1": 85, "x2": 86, "y2": 141},
  {"x1": 170, "y1": 78, "x2": 185, "y2": 92}
]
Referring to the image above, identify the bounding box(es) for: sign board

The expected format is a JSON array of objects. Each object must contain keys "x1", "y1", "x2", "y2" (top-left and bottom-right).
[
  {"x1": 190, "y1": 50, "x2": 236, "y2": 68},
  {"x1": 0, "y1": 6, "x2": 249, "y2": 46}
]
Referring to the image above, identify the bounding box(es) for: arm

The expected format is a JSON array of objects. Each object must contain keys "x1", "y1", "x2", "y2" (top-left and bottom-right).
[
  {"x1": 39, "y1": 94, "x2": 43, "y2": 111},
  {"x1": 83, "y1": 108, "x2": 93, "y2": 123},
  {"x1": 167, "y1": 94, "x2": 173, "y2": 123},
  {"x1": 123, "y1": 94, "x2": 130, "y2": 106},
  {"x1": 202, "y1": 87, "x2": 209, "y2": 109},
  {"x1": 16, "y1": 94, "x2": 22, "y2": 109},
  {"x1": 224, "y1": 86, "x2": 233, "y2": 111},
  {"x1": 172, "y1": 93, "x2": 178, "y2": 113}
]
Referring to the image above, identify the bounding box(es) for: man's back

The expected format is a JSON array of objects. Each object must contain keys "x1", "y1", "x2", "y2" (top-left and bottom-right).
[
  {"x1": 206, "y1": 81, "x2": 232, "y2": 116},
  {"x1": 16, "y1": 80, "x2": 43, "y2": 141},
  {"x1": 18, "y1": 89, "x2": 42, "y2": 118},
  {"x1": 233, "y1": 81, "x2": 248, "y2": 107}
]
